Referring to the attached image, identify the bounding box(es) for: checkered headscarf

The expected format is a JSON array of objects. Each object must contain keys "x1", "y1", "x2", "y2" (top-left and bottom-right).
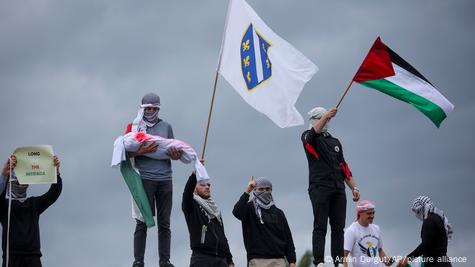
[
  {"x1": 249, "y1": 178, "x2": 274, "y2": 224},
  {"x1": 411, "y1": 196, "x2": 453, "y2": 241},
  {"x1": 356, "y1": 200, "x2": 375, "y2": 219}
]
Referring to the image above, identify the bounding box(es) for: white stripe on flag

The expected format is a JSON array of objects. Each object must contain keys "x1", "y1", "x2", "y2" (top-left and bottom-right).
[
  {"x1": 253, "y1": 29, "x2": 264, "y2": 83},
  {"x1": 387, "y1": 64, "x2": 454, "y2": 114}
]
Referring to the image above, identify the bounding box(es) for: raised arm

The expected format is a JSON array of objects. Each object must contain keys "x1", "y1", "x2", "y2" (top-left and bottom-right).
[
  {"x1": 36, "y1": 175, "x2": 63, "y2": 214},
  {"x1": 232, "y1": 177, "x2": 255, "y2": 220},
  {"x1": 1, "y1": 156, "x2": 16, "y2": 194},
  {"x1": 312, "y1": 107, "x2": 337, "y2": 134},
  {"x1": 182, "y1": 173, "x2": 197, "y2": 214},
  {"x1": 36, "y1": 156, "x2": 63, "y2": 214}
]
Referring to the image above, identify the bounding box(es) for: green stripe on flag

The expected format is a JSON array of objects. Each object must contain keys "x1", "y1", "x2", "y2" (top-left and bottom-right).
[
  {"x1": 361, "y1": 79, "x2": 447, "y2": 127},
  {"x1": 120, "y1": 156, "x2": 155, "y2": 227}
]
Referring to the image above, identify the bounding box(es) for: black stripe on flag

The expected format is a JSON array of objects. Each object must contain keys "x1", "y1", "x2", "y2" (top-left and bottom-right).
[{"x1": 387, "y1": 47, "x2": 433, "y2": 86}]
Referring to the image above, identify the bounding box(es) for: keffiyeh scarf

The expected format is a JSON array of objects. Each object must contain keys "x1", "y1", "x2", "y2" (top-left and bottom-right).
[
  {"x1": 193, "y1": 193, "x2": 222, "y2": 224},
  {"x1": 412, "y1": 195, "x2": 453, "y2": 241}
]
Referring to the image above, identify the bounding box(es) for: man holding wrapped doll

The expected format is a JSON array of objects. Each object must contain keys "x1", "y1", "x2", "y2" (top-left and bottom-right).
[{"x1": 127, "y1": 93, "x2": 182, "y2": 267}]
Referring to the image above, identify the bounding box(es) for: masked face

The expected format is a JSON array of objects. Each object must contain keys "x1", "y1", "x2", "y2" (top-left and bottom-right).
[
  {"x1": 255, "y1": 188, "x2": 273, "y2": 205},
  {"x1": 143, "y1": 107, "x2": 159, "y2": 122},
  {"x1": 308, "y1": 107, "x2": 328, "y2": 131},
  {"x1": 9, "y1": 180, "x2": 29, "y2": 199},
  {"x1": 309, "y1": 117, "x2": 329, "y2": 132}
]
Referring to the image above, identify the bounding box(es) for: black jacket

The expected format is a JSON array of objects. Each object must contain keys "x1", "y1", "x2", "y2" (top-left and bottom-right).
[
  {"x1": 0, "y1": 176, "x2": 62, "y2": 257},
  {"x1": 408, "y1": 213, "x2": 450, "y2": 267},
  {"x1": 181, "y1": 173, "x2": 233, "y2": 264},
  {"x1": 301, "y1": 128, "x2": 352, "y2": 190},
  {"x1": 232, "y1": 192, "x2": 296, "y2": 263}
]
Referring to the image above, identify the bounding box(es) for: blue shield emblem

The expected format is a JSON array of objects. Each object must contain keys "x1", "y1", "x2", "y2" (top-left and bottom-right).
[{"x1": 240, "y1": 23, "x2": 272, "y2": 91}]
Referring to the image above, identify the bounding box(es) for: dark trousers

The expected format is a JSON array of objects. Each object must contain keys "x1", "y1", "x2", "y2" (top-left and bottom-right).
[
  {"x1": 309, "y1": 186, "x2": 346, "y2": 266},
  {"x1": 190, "y1": 253, "x2": 227, "y2": 267},
  {"x1": 2, "y1": 256, "x2": 42, "y2": 267},
  {"x1": 134, "y1": 179, "x2": 173, "y2": 263}
]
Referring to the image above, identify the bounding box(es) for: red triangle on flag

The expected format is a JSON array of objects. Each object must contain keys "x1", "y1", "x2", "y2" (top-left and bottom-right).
[{"x1": 353, "y1": 37, "x2": 395, "y2": 82}]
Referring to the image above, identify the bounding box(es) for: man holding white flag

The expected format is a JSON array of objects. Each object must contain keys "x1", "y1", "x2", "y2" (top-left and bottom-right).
[{"x1": 218, "y1": 0, "x2": 318, "y2": 128}]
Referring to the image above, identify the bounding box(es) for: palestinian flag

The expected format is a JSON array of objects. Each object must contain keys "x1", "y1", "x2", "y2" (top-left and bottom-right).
[
  {"x1": 120, "y1": 155, "x2": 155, "y2": 228},
  {"x1": 353, "y1": 37, "x2": 454, "y2": 127}
]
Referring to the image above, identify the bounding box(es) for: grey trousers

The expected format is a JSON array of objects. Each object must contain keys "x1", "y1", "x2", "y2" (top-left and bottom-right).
[
  {"x1": 248, "y1": 258, "x2": 287, "y2": 267},
  {"x1": 134, "y1": 179, "x2": 173, "y2": 263}
]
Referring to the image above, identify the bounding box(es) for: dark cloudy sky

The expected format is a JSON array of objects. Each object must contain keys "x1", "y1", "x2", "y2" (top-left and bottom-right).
[{"x1": 1, "y1": 0, "x2": 474, "y2": 266}]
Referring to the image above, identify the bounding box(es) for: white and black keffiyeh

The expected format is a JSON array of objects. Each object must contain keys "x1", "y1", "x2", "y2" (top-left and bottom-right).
[
  {"x1": 131, "y1": 103, "x2": 161, "y2": 132},
  {"x1": 248, "y1": 178, "x2": 275, "y2": 224},
  {"x1": 412, "y1": 195, "x2": 453, "y2": 241},
  {"x1": 5, "y1": 173, "x2": 28, "y2": 203},
  {"x1": 249, "y1": 191, "x2": 274, "y2": 224},
  {"x1": 193, "y1": 194, "x2": 222, "y2": 224}
]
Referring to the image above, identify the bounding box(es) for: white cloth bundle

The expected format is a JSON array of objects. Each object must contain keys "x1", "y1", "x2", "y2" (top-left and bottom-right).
[{"x1": 111, "y1": 132, "x2": 209, "y2": 182}]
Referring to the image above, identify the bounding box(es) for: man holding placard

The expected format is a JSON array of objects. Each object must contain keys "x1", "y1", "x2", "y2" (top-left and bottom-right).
[
  {"x1": 0, "y1": 153, "x2": 62, "y2": 267},
  {"x1": 11, "y1": 145, "x2": 57, "y2": 185}
]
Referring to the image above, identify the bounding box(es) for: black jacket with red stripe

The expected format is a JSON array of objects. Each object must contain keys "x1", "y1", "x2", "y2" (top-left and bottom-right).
[{"x1": 301, "y1": 128, "x2": 352, "y2": 190}]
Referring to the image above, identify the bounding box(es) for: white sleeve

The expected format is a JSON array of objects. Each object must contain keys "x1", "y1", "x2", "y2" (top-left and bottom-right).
[
  {"x1": 344, "y1": 227, "x2": 355, "y2": 252},
  {"x1": 376, "y1": 225, "x2": 383, "y2": 248}
]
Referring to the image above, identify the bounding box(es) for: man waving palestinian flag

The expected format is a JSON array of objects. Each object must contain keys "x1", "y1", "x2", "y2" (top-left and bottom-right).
[{"x1": 353, "y1": 37, "x2": 454, "y2": 127}]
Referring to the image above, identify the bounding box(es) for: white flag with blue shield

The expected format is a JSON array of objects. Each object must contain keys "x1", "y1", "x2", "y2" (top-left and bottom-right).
[{"x1": 218, "y1": 0, "x2": 318, "y2": 128}]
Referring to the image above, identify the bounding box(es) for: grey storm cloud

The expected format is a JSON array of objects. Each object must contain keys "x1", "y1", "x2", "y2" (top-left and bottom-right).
[{"x1": 1, "y1": 0, "x2": 474, "y2": 266}]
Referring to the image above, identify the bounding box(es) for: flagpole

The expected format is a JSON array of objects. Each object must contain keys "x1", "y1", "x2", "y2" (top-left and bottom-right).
[
  {"x1": 200, "y1": 0, "x2": 233, "y2": 160},
  {"x1": 201, "y1": 71, "x2": 219, "y2": 160},
  {"x1": 335, "y1": 79, "x2": 354, "y2": 109},
  {"x1": 6, "y1": 155, "x2": 13, "y2": 267}
]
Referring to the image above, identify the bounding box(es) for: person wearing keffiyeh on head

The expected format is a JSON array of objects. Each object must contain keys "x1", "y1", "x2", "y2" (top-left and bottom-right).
[
  {"x1": 233, "y1": 177, "x2": 296, "y2": 267},
  {"x1": 126, "y1": 93, "x2": 182, "y2": 267},
  {"x1": 301, "y1": 106, "x2": 361, "y2": 267},
  {"x1": 343, "y1": 200, "x2": 393, "y2": 267},
  {"x1": 397, "y1": 196, "x2": 453, "y2": 267},
  {"x1": 181, "y1": 170, "x2": 234, "y2": 267},
  {"x1": 0, "y1": 155, "x2": 62, "y2": 267}
]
